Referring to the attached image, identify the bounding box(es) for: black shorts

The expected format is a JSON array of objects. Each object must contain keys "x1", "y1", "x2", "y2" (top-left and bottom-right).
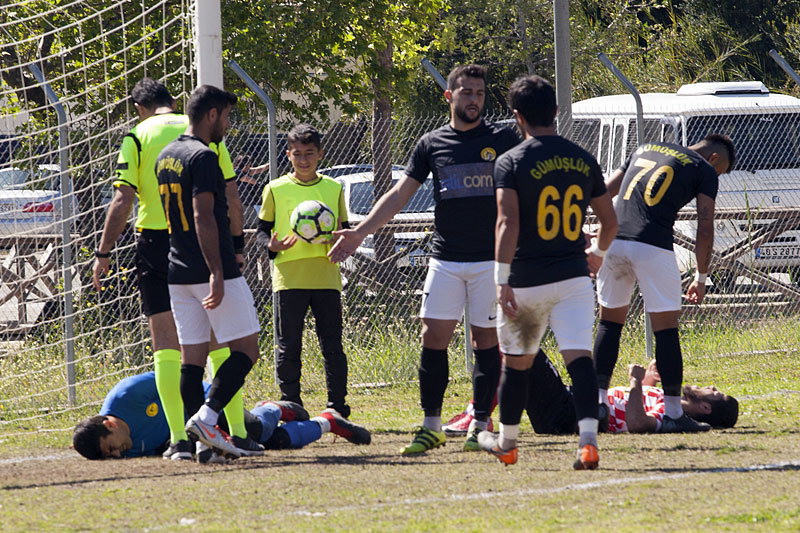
[
  {"x1": 135, "y1": 229, "x2": 171, "y2": 317},
  {"x1": 526, "y1": 351, "x2": 578, "y2": 435}
]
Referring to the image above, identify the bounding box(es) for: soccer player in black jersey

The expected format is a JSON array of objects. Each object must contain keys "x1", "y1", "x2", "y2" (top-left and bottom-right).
[
  {"x1": 91, "y1": 78, "x2": 249, "y2": 461},
  {"x1": 593, "y1": 133, "x2": 735, "y2": 433},
  {"x1": 328, "y1": 65, "x2": 519, "y2": 454},
  {"x1": 156, "y1": 85, "x2": 262, "y2": 459},
  {"x1": 482, "y1": 75, "x2": 617, "y2": 469}
]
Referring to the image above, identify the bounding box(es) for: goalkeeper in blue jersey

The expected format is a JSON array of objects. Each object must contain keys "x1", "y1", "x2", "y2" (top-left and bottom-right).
[{"x1": 72, "y1": 372, "x2": 370, "y2": 461}]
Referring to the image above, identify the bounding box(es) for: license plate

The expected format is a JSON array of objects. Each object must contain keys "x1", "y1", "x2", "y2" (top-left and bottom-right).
[
  {"x1": 0, "y1": 204, "x2": 16, "y2": 213},
  {"x1": 410, "y1": 255, "x2": 429, "y2": 267},
  {"x1": 756, "y1": 246, "x2": 800, "y2": 259}
]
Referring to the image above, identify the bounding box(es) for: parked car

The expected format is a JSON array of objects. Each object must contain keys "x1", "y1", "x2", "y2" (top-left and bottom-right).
[
  {"x1": 570, "y1": 81, "x2": 800, "y2": 289},
  {"x1": 335, "y1": 167, "x2": 435, "y2": 270},
  {"x1": 0, "y1": 164, "x2": 77, "y2": 238}
]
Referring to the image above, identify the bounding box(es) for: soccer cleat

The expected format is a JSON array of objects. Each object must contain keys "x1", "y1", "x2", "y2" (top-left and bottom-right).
[
  {"x1": 162, "y1": 439, "x2": 193, "y2": 461},
  {"x1": 477, "y1": 431, "x2": 518, "y2": 465},
  {"x1": 324, "y1": 404, "x2": 351, "y2": 419},
  {"x1": 573, "y1": 444, "x2": 599, "y2": 470},
  {"x1": 255, "y1": 400, "x2": 310, "y2": 422},
  {"x1": 661, "y1": 414, "x2": 711, "y2": 433},
  {"x1": 320, "y1": 411, "x2": 371, "y2": 445},
  {"x1": 232, "y1": 435, "x2": 266, "y2": 456},
  {"x1": 196, "y1": 441, "x2": 229, "y2": 465},
  {"x1": 463, "y1": 427, "x2": 482, "y2": 452},
  {"x1": 185, "y1": 414, "x2": 241, "y2": 459},
  {"x1": 401, "y1": 426, "x2": 446, "y2": 455},
  {"x1": 443, "y1": 411, "x2": 494, "y2": 436}
]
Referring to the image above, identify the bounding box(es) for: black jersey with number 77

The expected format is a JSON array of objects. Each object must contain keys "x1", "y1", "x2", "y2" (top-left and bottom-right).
[{"x1": 614, "y1": 142, "x2": 718, "y2": 251}]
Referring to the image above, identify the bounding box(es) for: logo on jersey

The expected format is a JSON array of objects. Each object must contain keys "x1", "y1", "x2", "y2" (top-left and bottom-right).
[
  {"x1": 439, "y1": 162, "x2": 494, "y2": 199},
  {"x1": 529, "y1": 156, "x2": 591, "y2": 180},
  {"x1": 480, "y1": 147, "x2": 497, "y2": 161},
  {"x1": 146, "y1": 402, "x2": 159, "y2": 417}
]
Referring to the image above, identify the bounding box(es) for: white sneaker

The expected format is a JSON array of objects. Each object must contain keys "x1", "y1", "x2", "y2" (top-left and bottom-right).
[{"x1": 185, "y1": 414, "x2": 241, "y2": 459}]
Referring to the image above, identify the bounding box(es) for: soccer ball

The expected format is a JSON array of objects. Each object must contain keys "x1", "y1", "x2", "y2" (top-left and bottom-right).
[{"x1": 290, "y1": 200, "x2": 336, "y2": 244}]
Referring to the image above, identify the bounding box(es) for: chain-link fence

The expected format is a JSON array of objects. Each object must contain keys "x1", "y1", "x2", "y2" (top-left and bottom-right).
[{"x1": 2, "y1": 3, "x2": 800, "y2": 442}]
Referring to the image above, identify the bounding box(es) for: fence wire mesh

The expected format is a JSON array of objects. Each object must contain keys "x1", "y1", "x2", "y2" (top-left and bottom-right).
[{"x1": 2, "y1": 6, "x2": 800, "y2": 441}]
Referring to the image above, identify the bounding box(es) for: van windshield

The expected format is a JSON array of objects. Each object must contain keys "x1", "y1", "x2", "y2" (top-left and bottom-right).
[{"x1": 686, "y1": 113, "x2": 800, "y2": 171}]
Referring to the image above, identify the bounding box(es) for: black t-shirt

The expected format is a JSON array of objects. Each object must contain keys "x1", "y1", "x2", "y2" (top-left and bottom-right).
[
  {"x1": 615, "y1": 142, "x2": 718, "y2": 250},
  {"x1": 406, "y1": 120, "x2": 519, "y2": 262},
  {"x1": 494, "y1": 135, "x2": 607, "y2": 287},
  {"x1": 156, "y1": 135, "x2": 241, "y2": 284}
]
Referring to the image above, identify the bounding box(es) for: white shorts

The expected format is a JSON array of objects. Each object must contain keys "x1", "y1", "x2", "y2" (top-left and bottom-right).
[
  {"x1": 168, "y1": 277, "x2": 261, "y2": 345},
  {"x1": 420, "y1": 259, "x2": 496, "y2": 328},
  {"x1": 497, "y1": 276, "x2": 595, "y2": 355},
  {"x1": 596, "y1": 240, "x2": 682, "y2": 313}
]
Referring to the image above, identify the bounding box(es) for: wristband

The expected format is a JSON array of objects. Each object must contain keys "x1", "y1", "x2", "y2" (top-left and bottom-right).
[
  {"x1": 588, "y1": 243, "x2": 607, "y2": 257},
  {"x1": 232, "y1": 234, "x2": 245, "y2": 254},
  {"x1": 494, "y1": 262, "x2": 511, "y2": 285},
  {"x1": 94, "y1": 249, "x2": 111, "y2": 258},
  {"x1": 694, "y1": 271, "x2": 708, "y2": 284}
]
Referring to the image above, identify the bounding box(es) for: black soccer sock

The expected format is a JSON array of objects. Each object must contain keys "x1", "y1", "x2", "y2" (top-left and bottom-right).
[
  {"x1": 654, "y1": 328, "x2": 683, "y2": 397},
  {"x1": 498, "y1": 363, "x2": 529, "y2": 426},
  {"x1": 419, "y1": 347, "x2": 449, "y2": 417},
  {"x1": 205, "y1": 351, "x2": 254, "y2": 413},
  {"x1": 566, "y1": 356, "x2": 599, "y2": 421},
  {"x1": 593, "y1": 319, "x2": 624, "y2": 389},
  {"x1": 472, "y1": 345, "x2": 501, "y2": 421},
  {"x1": 180, "y1": 364, "x2": 206, "y2": 419}
]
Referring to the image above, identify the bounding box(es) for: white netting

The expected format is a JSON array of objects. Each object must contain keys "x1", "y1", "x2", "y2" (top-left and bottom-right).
[{"x1": 0, "y1": 0, "x2": 194, "y2": 434}]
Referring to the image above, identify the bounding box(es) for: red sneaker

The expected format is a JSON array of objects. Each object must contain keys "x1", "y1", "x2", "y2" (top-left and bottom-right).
[{"x1": 573, "y1": 444, "x2": 599, "y2": 470}]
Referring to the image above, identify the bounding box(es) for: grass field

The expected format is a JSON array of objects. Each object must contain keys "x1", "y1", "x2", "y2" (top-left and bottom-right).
[{"x1": 1, "y1": 343, "x2": 800, "y2": 531}]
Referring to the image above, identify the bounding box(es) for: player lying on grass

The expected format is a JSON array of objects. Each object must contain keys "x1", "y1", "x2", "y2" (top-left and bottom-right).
[
  {"x1": 72, "y1": 372, "x2": 370, "y2": 461},
  {"x1": 524, "y1": 350, "x2": 738, "y2": 434}
]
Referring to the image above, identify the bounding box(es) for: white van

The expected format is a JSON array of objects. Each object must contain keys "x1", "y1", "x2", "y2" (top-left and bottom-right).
[{"x1": 570, "y1": 81, "x2": 800, "y2": 288}]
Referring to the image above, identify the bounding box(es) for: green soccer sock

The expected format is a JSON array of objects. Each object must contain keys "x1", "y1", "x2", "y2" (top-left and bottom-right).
[
  {"x1": 154, "y1": 348, "x2": 187, "y2": 443},
  {"x1": 208, "y1": 346, "x2": 247, "y2": 438}
]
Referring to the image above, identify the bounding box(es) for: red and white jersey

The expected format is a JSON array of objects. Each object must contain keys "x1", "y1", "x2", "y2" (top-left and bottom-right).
[{"x1": 607, "y1": 386, "x2": 665, "y2": 433}]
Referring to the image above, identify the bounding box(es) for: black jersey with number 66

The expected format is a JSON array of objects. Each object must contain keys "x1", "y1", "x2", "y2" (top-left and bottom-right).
[
  {"x1": 615, "y1": 142, "x2": 718, "y2": 251},
  {"x1": 494, "y1": 135, "x2": 606, "y2": 288}
]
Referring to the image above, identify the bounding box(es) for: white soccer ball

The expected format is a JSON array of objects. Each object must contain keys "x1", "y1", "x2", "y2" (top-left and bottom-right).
[{"x1": 290, "y1": 200, "x2": 336, "y2": 244}]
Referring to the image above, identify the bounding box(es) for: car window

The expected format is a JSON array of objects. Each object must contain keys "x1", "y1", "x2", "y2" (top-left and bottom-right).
[
  {"x1": 686, "y1": 113, "x2": 800, "y2": 171},
  {"x1": 349, "y1": 179, "x2": 434, "y2": 215},
  {"x1": 0, "y1": 168, "x2": 30, "y2": 189}
]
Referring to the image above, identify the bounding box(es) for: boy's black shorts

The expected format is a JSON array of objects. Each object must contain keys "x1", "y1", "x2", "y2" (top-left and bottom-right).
[{"x1": 135, "y1": 229, "x2": 171, "y2": 317}]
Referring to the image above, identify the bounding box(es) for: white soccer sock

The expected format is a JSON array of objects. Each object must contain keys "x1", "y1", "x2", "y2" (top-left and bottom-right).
[
  {"x1": 598, "y1": 389, "x2": 609, "y2": 406},
  {"x1": 577, "y1": 417, "x2": 598, "y2": 448},
  {"x1": 197, "y1": 404, "x2": 219, "y2": 427},
  {"x1": 312, "y1": 416, "x2": 331, "y2": 434},
  {"x1": 664, "y1": 395, "x2": 684, "y2": 419},
  {"x1": 499, "y1": 423, "x2": 519, "y2": 450},
  {"x1": 468, "y1": 418, "x2": 488, "y2": 432},
  {"x1": 423, "y1": 416, "x2": 442, "y2": 432}
]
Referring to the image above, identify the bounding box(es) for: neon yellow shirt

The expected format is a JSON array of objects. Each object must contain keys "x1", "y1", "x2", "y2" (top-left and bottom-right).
[
  {"x1": 114, "y1": 112, "x2": 235, "y2": 230},
  {"x1": 258, "y1": 173, "x2": 347, "y2": 291}
]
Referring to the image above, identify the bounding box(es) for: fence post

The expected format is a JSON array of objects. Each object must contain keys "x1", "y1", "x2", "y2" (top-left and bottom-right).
[
  {"x1": 420, "y1": 57, "x2": 474, "y2": 373},
  {"x1": 769, "y1": 49, "x2": 800, "y2": 88},
  {"x1": 194, "y1": 0, "x2": 224, "y2": 88},
  {"x1": 597, "y1": 53, "x2": 654, "y2": 360},
  {"x1": 554, "y1": 0, "x2": 572, "y2": 136},
  {"x1": 29, "y1": 64, "x2": 75, "y2": 405}
]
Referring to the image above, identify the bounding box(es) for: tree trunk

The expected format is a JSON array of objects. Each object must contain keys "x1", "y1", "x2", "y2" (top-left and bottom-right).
[{"x1": 372, "y1": 41, "x2": 394, "y2": 263}]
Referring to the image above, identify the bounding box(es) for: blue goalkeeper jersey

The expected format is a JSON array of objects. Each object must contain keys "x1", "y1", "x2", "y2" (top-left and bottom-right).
[{"x1": 100, "y1": 372, "x2": 210, "y2": 458}]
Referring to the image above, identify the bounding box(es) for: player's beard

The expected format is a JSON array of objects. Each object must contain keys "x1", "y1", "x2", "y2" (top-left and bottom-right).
[
  {"x1": 210, "y1": 120, "x2": 226, "y2": 144},
  {"x1": 454, "y1": 102, "x2": 482, "y2": 125}
]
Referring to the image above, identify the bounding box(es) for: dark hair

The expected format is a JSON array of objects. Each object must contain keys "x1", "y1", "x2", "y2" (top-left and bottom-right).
[
  {"x1": 287, "y1": 124, "x2": 322, "y2": 150},
  {"x1": 704, "y1": 133, "x2": 737, "y2": 173},
  {"x1": 73, "y1": 415, "x2": 111, "y2": 460},
  {"x1": 130, "y1": 77, "x2": 173, "y2": 109},
  {"x1": 446, "y1": 64, "x2": 487, "y2": 91},
  {"x1": 693, "y1": 395, "x2": 739, "y2": 428},
  {"x1": 508, "y1": 75, "x2": 557, "y2": 128},
  {"x1": 186, "y1": 85, "x2": 238, "y2": 125}
]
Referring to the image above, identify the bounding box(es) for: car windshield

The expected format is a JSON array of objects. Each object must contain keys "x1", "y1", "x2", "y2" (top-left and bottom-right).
[
  {"x1": 350, "y1": 179, "x2": 435, "y2": 215},
  {"x1": 0, "y1": 168, "x2": 30, "y2": 189},
  {"x1": 686, "y1": 113, "x2": 800, "y2": 171}
]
